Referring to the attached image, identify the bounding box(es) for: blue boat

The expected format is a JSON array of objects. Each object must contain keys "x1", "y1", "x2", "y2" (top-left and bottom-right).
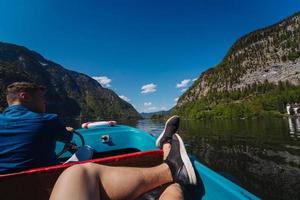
[{"x1": 0, "y1": 123, "x2": 260, "y2": 200}]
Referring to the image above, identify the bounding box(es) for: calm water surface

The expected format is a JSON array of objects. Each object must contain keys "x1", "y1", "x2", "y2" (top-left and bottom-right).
[{"x1": 123, "y1": 117, "x2": 300, "y2": 200}]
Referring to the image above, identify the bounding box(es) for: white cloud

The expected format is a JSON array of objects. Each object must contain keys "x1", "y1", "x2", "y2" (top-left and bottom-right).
[
  {"x1": 161, "y1": 106, "x2": 167, "y2": 110},
  {"x1": 176, "y1": 79, "x2": 190, "y2": 88},
  {"x1": 174, "y1": 97, "x2": 179, "y2": 102},
  {"x1": 148, "y1": 106, "x2": 157, "y2": 110},
  {"x1": 92, "y1": 76, "x2": 112, "y2": 87},
  {"x1": 141, "y1": 83, "x2": 157, "y2": 94},
  {"x1": 181, "y1": 88, "x2": 187, "y2": 93},
  {"x1": 192, "y1": 78, "x2": 197, "y2": 82},
  {"x1": 144, "y1": 102, "x2": 152, "y2": 106},
  {"x1": 119, "y1": 95, "x2": 130, "y2": 102}
]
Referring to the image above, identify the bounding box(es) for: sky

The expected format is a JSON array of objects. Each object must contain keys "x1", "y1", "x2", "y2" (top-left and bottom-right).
[{"x1": 0, "y1": 0, "x2": 300, "y2": 113}]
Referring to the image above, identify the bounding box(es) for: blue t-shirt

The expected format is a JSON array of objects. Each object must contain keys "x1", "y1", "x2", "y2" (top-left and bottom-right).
[{"x1": 0, "y1": 105, "x2": 73, "y2": 173}]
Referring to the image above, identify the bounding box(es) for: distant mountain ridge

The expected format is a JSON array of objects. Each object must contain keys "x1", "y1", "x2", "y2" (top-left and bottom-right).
[
  {"x1": 140, "y1": 110, "x2": 171, "y2": 119},
  {"x1": 0, "y1": 42, "x2": 141, "y2": 119}
]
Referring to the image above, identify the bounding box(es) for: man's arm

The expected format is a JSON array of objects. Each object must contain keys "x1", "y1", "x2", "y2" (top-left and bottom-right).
[
  {"x1": 49, "y1": 115, "x2": 73, "y2": 143},
  {"x1": 65, "y1": 127, "x2": 74, "y2": 133}
]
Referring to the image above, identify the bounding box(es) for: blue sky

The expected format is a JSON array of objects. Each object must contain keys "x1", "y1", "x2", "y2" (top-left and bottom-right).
[{"x1": 0, "y1": 0, "x2": 300, "y2": 113}]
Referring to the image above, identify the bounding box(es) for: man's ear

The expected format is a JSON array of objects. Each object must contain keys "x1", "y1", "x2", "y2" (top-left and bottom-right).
[{"x1": 19, "y1": 92, "x2": 31, "y2": 102}]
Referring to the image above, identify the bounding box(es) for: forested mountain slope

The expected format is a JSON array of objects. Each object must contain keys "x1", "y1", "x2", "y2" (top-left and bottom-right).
[{"x1": 174, "y1": 12, "x2": 300, "y2": 119}]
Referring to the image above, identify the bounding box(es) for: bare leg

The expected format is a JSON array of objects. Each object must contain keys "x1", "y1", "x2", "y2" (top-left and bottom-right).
[
  {"x1": 50, "y1": 164, "x2": 100, "y2": 200},
  {"x1": 50, "y1": 162, "x2": 173, "y2": 200},
  {"x1": 159, "y1": 183, "x2": 184, "y2": 200},
  {"x1": 162, "y1": 143, "x2": 171, "y2": 160}
]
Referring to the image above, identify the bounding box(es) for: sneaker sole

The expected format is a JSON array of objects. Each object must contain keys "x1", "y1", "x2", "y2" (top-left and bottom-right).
[
  {"x1": 175, "y1": 133, "x2": 197, "y2": 185},
  {"x1": 155, "y1": 115, "x2": 179, "y2": 148}
]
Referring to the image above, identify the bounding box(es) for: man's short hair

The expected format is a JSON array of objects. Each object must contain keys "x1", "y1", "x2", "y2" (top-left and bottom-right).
[{"x1": 6, "y1": 82, "x2": 46, "y2": 104}]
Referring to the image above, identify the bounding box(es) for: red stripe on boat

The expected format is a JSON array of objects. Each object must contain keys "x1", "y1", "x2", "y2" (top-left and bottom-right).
[{"x1": 0, "y1": 150, "x2": 163, "y2": 179}]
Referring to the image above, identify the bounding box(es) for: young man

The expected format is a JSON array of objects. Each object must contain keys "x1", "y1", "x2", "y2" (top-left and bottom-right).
[
  {"x1": 0, "y1": 82, "x2": 74, "y2": 173},
  {"x1": 50, "y1": 116, "x2": 198, "y2": 200}
]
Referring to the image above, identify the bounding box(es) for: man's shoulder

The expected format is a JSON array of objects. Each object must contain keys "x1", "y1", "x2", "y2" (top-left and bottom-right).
[
  {"x1": 17, "y1": 109, "x2": 59, "y2": 121},
  {"x1": 0, "y1": 105, "x2": 61, "y2": 124},
  {"x1": 2, "y1": 105, "x2": 58, "y2": 119}
]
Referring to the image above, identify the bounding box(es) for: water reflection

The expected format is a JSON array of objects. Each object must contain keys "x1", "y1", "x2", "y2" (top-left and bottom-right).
[
  {"x1": 288, "y1": 117, "x2": 300, "y2": 140},
  {"x1": 136, "y1": 119, "x2": 165, "y2": 136},
  {"x1": 178, "y1": 118, "x2": 300, "y2": 200}
]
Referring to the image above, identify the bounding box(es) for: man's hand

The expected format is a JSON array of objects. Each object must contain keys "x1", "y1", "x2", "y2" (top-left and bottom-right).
[{"x1": 65, "y1": 127, "x2": 74, "y2": 132}]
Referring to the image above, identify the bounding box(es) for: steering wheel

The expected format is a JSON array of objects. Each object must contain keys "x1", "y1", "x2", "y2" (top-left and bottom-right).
[{"x1": 56, "y1": 131, "x2": 85, "y2": 158}]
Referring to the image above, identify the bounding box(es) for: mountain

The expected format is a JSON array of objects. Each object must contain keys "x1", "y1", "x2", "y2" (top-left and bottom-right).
[
  {"x1": 140, "y1": 110, "x2": 171, "y2": 119},
  {"x1": 0, "y1": 42, "x2": 141, "y2": 120},
  {"x1": 174, "y1": 12, "x2": 300, "y2": 119}
]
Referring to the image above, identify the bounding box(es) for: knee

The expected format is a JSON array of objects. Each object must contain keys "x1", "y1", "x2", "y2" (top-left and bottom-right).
[
  {"x1": 63, "y1": 163, "x2": 90, "y2": 177},
  {"x1": 80, "y1": 162, "x2": 97, "y2": 169},
  {"x1": 74, "y1": 162, "x2": 104, "y2": 175},
  {"x1": 59, "y1": 163, "x2": 99, "y2": 182},
  {"x1": 63, "y1": 162, "x2": 91, "y2": 173},
  {"x1": 52, "y1": 163, "x2": 101, "y2": 199},
  {"x1": 60, "y1": 162, "x2": 103, "y2": 183}
]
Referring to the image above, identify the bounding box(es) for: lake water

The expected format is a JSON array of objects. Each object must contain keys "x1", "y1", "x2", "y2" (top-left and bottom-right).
[{"x1": 121, "y1": 117, "x2": 300, "y2": 200}]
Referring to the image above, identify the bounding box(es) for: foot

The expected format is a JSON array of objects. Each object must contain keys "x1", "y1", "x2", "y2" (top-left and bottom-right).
[
  {"x1": 156, "y1": 115, "x2": 180, "y2": 149},
  {"x1": 164, "y1": 134, "x2": 197, "y2": 185}
]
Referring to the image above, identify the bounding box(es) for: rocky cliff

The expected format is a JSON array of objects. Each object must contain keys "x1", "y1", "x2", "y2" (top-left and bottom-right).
[
  {"x1": 0, "y1": 42, "x2": 141, "y2": 120},
  {"x1": 178, "y1": 12, "x2": 300, "y2": 106}
]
